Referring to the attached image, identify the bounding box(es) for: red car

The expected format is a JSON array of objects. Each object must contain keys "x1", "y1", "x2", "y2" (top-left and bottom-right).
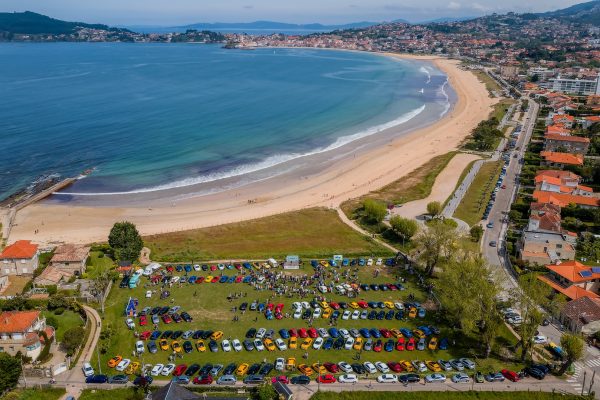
[
  {"x1": 275, "y1": 304, "x2": 284, "y2": 312},
  {"x1": 266, "y1": 303, "x2": 275, "y2": 311},
  {"x1": 196, "y1": 276, "x2": 205, "y2": 284},
  {"x1": 193, "y1": 375, "x2": 213, "y2": 385},
  {"x1": 166, "y1": 265, "x2": 174, "y2": 273},
  {"x1": 357, "y1": 301, "x2": 368, "y2": 309},
  {"x1": 211, "y1": 276, "x2": 219, "y2": 283},
  {"x1": 396, "y1": 338, "x2": 405, "y2": 351},
  {"x1": 317, "y1": 374, "x2": 336, "y2": 384},
  {"x1": 323, "y1": 362, "x2": 339, "y2": 373},
  {"x1": 235, "y1": 276, "x2": 243, "y2": 283},
  {"x1": 299, "y1": 328, "x2": 308, "y2": 338},
  {"x1": 210, "y1": 265, "x2": 217, "y2": 271},
  {"x1": 406, "y1": 338, "x2": 415, "y2": 351},
  {"x1": 387, "y1": 362, "x2": 403, "y2": 372},
  {"x1": 501, "y1": 369, "x2": 520, "y2": 382},
  {"x1": 271, "y1": 376, "x2": 289, "y2": 384},
  {"x1": 388, "y1": 284, "x2": 398, "y2": 291},
  {"x1": 162, "y1": 314, "x2": 172, "y2": 324},
  {"x1": 234, "y1": 263, "x2": 242, "y2": 270},
  {"x1": 275, "y1": 312, "x2": 283, "y2": 320},
  {"x1": 380, "y1": 329, "x2": 391, "y2": 338},
  {"x1": 288, "y1": 329, "x2": 298, "y2": 337},
  {"x1": 139, "y1": 315, "x2": 148, "y2": 326},
  {"x1": 139, "y1": 331, "x2": 152, "y2": 340},
  {"x1": 308, "y1": 328, "x2": 318, "y2": 338},
  {"x1": 173, "y1": 364, "x2": 187, "y2": 376},
  {"x1": 151, "y1": 275, "x2": 161, "y2": 284},
  {"x1": 373, "y1": 340, "x2": 383, "y2": 352},
  {"x1": 329, "y1": 302, "x2": 340, "y2": 310}
]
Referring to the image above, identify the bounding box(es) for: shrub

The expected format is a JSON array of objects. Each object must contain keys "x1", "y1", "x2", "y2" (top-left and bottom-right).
[{"x1": 53, "y1": 307, "x2": 65, "y2": 315}]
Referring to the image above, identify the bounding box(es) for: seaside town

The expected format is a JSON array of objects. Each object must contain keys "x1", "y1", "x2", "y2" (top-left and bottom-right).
[{"x1": 2, "y1": 3, "x2": 600, "y2": 400}]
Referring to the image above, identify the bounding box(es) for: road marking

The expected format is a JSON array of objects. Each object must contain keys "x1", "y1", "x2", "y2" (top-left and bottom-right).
[{"x1": 585, "y1": 358, "x2": 600, "y2": 367}]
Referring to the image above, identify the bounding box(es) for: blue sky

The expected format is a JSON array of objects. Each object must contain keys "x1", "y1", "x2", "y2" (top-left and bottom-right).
[{"x1": 2, "y1": 0, "x2": 584, "y2": 25}]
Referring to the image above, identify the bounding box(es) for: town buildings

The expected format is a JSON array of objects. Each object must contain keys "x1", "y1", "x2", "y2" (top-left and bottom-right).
[
  {"x1": 0, "y1": 310, "x2": 53, "y2": 360},
  {"x1": 0, "y1": 240, "x2": 39, "y2": 276}
]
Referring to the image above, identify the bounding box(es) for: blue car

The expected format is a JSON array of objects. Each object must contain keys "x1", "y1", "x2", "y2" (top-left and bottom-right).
[
  {"x1": 329, "y1": 328, "x2": 340, "y2": 338},
  {"x1": 323, "y1": 337, "x2": 333, "y2": 350},
  {"x1": 395, "y1": 311, "x2": 404, "y2": 320},
  {"x1": 184, "y1": 265, "x2": 192, "y2": 272},
  {"x1": 279, "y1": 329, "x2": 290, "y2": 339},
  {"x1": 329, "y1": 259, "x2": 337, "y2": 267},
  {"x1": 384, "y1": 339, "x2": 394, "y2": 352},
  {"x1": 188, "y1": 276, "x2": 196, "y2": 283},
  {"x1": 359, "y1": 328, "x2": 371, "y2": 338},
  {"x1": 369, "y1": 328, "x2": 381, "y2": 338},
  {"x1": 243, "y1": 276, "x2": 252, "y2": 283},
  {"x1": 243, "y1": 263, "x2": 252, "y2": 269},
  {"x1": 219, "y1": 276, "x2": 228, "y2": 283},
  {"x1": 227, "y1": 276, "x2": 236, "y2": 283},
  {"x1": 134, "y1": 376, "x2": 153, "y2": 386},
  {"x1": 332, "y1": 310, "x2": 340, "y2": 319},
  {"x1": 172, "y1": 375, "x2": 190, "y2": 384},
  {"x1": 150, "y1": 330, "x2": 162, "y2": 340},
  {"x1": 176, "y1": 265, "x2": 183, "y2": 272},
  {"x1": 439, "y1": 338, "x2": 449, "y2": 350},
  {"x1": 310, "y1": 260, "x2": 318, "y2": 268},
  {"x1": 86, "y1": 374, "x2": 109, "y2": 384},
  {"x1": 258, "y1": 303, "x2": 265, "y2": 312},
  {"x1": 418, "y1": 326, "x2": 432, "y2": 336},
  {"x1": 359, "y1": 258, "x2": 366, "y2": 266},
  {"x1": 342, "y1": 259, "x2": 349, "y2": 267},
  {"x1": 400, "y1": 328, "x2": 413, "y2": 338},
  {"x1": 265, "y1": 310, "x2": 273, "y2": 320},
  {"x1": 418, "y1": 308, "x2": 426, "y2": 318},
  {"x1": 147, "y1": 340, "x2": 158, "y2": 353}
]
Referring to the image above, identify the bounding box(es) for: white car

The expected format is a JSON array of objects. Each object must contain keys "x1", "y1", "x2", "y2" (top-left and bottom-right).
[
  {"x1": 318, "y1": 328, "x2": 329, "y2": 338},
  {"x1": 313, "y1": 308, "x2": 322, "y2": 318},
  {"x1": 363, "y1": 362, "x2": 377, "y2": 374},
  {"x1": 533, "y1": 335, "x2": 547, "y2": 344},
  {"x1": 193, "y1": 264, "x2": 201, "y2": 271},
  {"x1": 161, "y1": 363, "x2": 175, "y2": 376},
  {"x1": 412, "y1": 360, "x2": 427, "y2": 373},
  {"x1": 342, "y1": 310, "x2": 351, "y2": 320},
  {"x1": 351, "y1": 310, "x2": 360, "y2": 320},
  {"x1": 338, "y1": 374, "x2": 358, "y2": 383},
  {"x1": 172, "y1": 276, "x2": 180, "y2": 283},
  {"x1": 115, "y1": 359, "x2": 131, "y2": 372},
  {"x1": 425, "y1": 373, "x2": 446, "y2": 383},
  {"x1": 376, "y1": 258, "x2": 383, "y2": 266},
  {"x1": 344, "y1": 337, "x2": 355, "y2": 350},
  {"x1": 459, "y1": 358, "x2": 476, "y2": 370},
  {"x1": 82, "y1": 362, "x2": 94, "y2": 377},
  {"x1": 313, "y1": 337, "x2": 324, "y2": 350},
  {"x1": 452, "y1": 372, "x2": 470, "y2": 383},
  {"x1": 145, "y1": 290, "x2": 152, "y2": 298},
  {"x1": 275, "y1": 338, "x2": 287, "y2": 351},
  {"x1": 135, "y1": 340, "x2": 145, "y2": 354},
  {"x1": 292, "y1": 302, "x2": 302, "y2": 310},
  {"x1": 275, "y1": 358, "x2": 285, "y2": 372},
  {"x1": 394, "y1": 302, "x2": 405, "y2": 310},
  {"x1": 301, "y1": 302, "x2": 311, "y2": 310},
  {"x1": 256, "y1": 328, "x2": 267, "y2": 339},
  {"x1": 339, "y1": 329, "x2": 350, "y2": 339},
  {"x1": 232, "y1": 339, "x2": 242, "y2": 352},
  {"x1": 367, "y1": 258, "x2": 373, "y2": 266},
  {"x1": 254, "y1": 339, "x2": 265, "y2": 351},
  {"x1": 125, "y1": 318, "x2": 135, "y2": 330},
  {"x1": 293, "y1": 309, "x2": 302, "y2": 319},
  {"x1": 222, "y1": 340, "x2": 231, "y2": 352},
  {"x1": 375, "y1": 362, "x2": 390, "y2": 373},
  {"x1": 151, "y1": 364, "x2": 164, "y2": 376},
  {"x1": 377, "y1": 374, "x2": 398, "y2": 383},
  {"x1": 338, "y1": 362, "x2": 353, "y2": 373},
  {"x1": 360, "y1": 310, "x2": 368, "y2": 319}
]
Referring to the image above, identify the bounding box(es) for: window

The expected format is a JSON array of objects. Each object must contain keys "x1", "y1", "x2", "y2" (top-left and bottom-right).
[
  {"x1": 556, "y1": 244, "x2": 562, "y2": 249},
  {"x1": 20, "y1": 259, "x2": 27, "y2": 264}
]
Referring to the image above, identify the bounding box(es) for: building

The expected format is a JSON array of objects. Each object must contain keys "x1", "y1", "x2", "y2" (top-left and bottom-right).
[
  {"x1": 528, "y1": 67, "x2": 555, "y2": 81},
  {"x1": 537, "y1": 261, "x2": 600, "y2": 301},
  {"x1": 519, "y1": 231, "x2": 576, "y2": 265},
  {"x1": 34, "y1": 266, "x2": 73, "y2": 286},
  {"x1": 544, "y1": 134, "x2": 590, "y2": 154},
  {"x1": 533, "y1": 190, "x2": 600, "y2": 209},
  {"x1": 151, "y1": 381, "x2": 198, "y2": 400},
  {"x1": 551, "y1": 114, "x2": 575, "y2": 129},
  {"x1": 0, "y1": 240, "x2": 39, "y2": 276},
  {"x1": 499, "y1": 64, "x2": 519, "y2": 79},
  {"x1": 587, "y1": 95, "x2": 600, "y2": 107},
  {"x1": 49, "y1": 244, "x2": 90, "y2": 276},
  {"x1": 528, "y1": 202, "x2": 562, "y2": 233},
  {"x1": 560, "y1": 296, "x2": 600, "y2": 334},
  {"x1": 540, "y1": 151, "x2": 584, "y2": 168},
  {"x1": 535, "y1": 170, "x2": 592, "y2": 196},
  {"x1": 546, "y1": 74, "x2": 600, "y2": 96},
  {"x1": 0, "y1": 310, "x2": 52, "y2": 360}
]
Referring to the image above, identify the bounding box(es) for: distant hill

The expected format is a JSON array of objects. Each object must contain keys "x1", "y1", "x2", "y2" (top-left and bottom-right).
[
  {"x1": 0, "y1": 11, "x2": 124, "y2": 34},
  {"x1": 538, "y1": 0, "x2": 600, "y2": 26},
  {"x1": 173, "y1": 20, "x2": 380, "y2": 32}
]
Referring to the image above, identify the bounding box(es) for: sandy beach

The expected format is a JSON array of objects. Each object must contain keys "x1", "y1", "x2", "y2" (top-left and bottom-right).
[{"x1": 8, "y1": 54, "x2": 497, "y2": 245}]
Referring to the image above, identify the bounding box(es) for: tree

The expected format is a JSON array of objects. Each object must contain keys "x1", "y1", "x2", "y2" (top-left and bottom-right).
[
  {"x1": 61, "y1": 326, "x2": 85, "y2": 356},
  {"x1": 426, "y1": 201, "x2": 442, "y2": 217},
  {"x1": 89, "y1": 265, "x2": 117, "y2": 314},
  {"x1": 559, "y1": 334, "x2": 584, "y2": 375},
  {"x1": 252, "y1": 383, "x2": 277, "y2": 400},
  {"x1": 389, "y1": 216, "x2": 418, "y2": 245},
  {"x1": 0, "y1": 353, "x2": 21, "y2": 393},
  {"x1": 108, "y1": 221, "x2": 143, "y2": 262},
  {"x1": 415, "y1": 220, "x2": 456, "y2": 276},
  {"x1": 470, "y1": 225, "x2": 484, "y2": 242},
  {"x1": 362, "y1": 199, "x2": 387, "y2": 224}
]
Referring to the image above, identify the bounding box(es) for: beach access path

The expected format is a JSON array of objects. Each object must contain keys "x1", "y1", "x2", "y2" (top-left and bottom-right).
[{"x1": 9, "y1": 56, "x2": 497, "y2": 246}]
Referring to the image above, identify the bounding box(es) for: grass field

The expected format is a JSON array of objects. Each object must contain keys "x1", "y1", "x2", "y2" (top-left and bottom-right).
[
  {"x1": 43, "y1": 309, "x2": 84, "y2": 341},
  {"x1": 340, "y1": 152, "x2": 458, "y2": 218},
  {"x1": 310, "y1": 392, "x2": 588, "y2": 400},
  {"x1": 454, "y1": 161, "x2": 503, "y2": 227},
  {"x1": 491, "y1": 99, "x2": 517, "y2": 122},
  {"x1": 87, "y1": 251, "x2": 116, "y2": 278},
  {"x1": 95, "y1": 259, "x2": 520, "y2": 383},
  {"x1": 0, "y1": 388, "x2": 66, "y2": 400},
  {"x1": 473, "y1": 70, "x2": 502, "y2": 95},
  {"x1": 145, "y1": 208, "x2": 392, "y2": 262},
  {"x1": 79, "y1": 388, "x2": 143, "y2": 400}
]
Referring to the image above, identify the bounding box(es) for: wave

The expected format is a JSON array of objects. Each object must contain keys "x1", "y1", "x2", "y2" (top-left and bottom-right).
[
  {"x1": 420, "y1": 66, "x2": 431, "y2": 84},
  {"x1": 438, "y1": 78, "x2": 451, "y2": 117},
  {"x1": 56, "y1": 104, "x2": 427, "y2": 196},
  {"x1": 10, "y1": 71, "x2": 91, "y2": 85}
]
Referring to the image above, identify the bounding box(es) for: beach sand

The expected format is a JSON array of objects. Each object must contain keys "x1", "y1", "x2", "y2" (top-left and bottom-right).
[{"x1": 9, "y1": 55, "x2": 497, "y2": 245}]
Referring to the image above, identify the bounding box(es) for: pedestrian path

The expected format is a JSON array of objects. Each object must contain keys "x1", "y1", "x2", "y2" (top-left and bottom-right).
[
  {"x1": 568, "y1": 361, "x2": 584, "y2": 394},
  {"x1": 585, "y1": 358, "x2": 600, "y2": 368}
]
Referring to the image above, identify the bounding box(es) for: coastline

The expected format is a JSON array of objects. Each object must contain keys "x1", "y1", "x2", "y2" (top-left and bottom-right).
[{"x1": 8, "y1": 53, "x2": 497, "y2": 245}]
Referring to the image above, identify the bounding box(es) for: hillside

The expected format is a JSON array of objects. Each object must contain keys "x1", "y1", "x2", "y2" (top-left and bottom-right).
[
  {"x1": 540, "y1": 0, "x2": 600, "y2": 26},
  {"x1": 0, "y1": 11, "x2": 123, "y2": 34}
]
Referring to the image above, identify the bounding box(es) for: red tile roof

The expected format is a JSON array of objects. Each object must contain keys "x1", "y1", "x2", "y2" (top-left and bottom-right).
[
  {"x1": 0, "y1": 240, "x2": 38, "y2": 259},
  {"x1": 540, "y1": 151, "x2": 584, "y2": 166},
  {"x1": 545, "y1": 133, "x2": 590, "y2": 143},
  {"x1": 0, "y1": 311, "x2": 40, "y2": 333},
  {"x1": 533, "y1": 190, "x2": 600, "y2": 208},
  {"x1": 538, "y1": 275, "x2": 599, "y2": 300}
]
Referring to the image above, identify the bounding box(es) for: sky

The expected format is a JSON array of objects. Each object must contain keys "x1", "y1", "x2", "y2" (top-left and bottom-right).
[{"x1": 2, "y1": 0, "x2": 586, "y2": 25}]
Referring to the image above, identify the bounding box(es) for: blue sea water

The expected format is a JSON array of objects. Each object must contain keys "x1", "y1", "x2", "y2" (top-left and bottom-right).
[{"x1": 0, "y1": 43, "x2": 450, "y2": 201}]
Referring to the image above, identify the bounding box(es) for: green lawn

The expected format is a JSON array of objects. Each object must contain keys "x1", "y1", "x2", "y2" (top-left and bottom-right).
[
  {"x1": 473, "y1": 70, "x2": 502, "y2": 95},
  {"x1": 94, "y1": 260, "x2": 520, "y2": 382},
  {"x1": 311, "y1": 392, "x2": 587, "y2": 400},
  {"x1": 491, "y1": 99, "x2": 517, "y2": 122},
  {"x1": 87, "y1": 251, "x2": 116, "y2": 278},
  {"x1": 79, "y1": 388, "x2": 143, "y2": 400},
  {"x1": 0, "y1": 388, "x2": 65, "y2": 400},
  {"x1": 454, "y1": 161, "x2": 503, "y2": 226},
  {"x1": 145, "y1": 208, "x2": 392, "y2": 262},
  {"x1": 43, "y1": 309, "x2": 84, "y2": 342}
]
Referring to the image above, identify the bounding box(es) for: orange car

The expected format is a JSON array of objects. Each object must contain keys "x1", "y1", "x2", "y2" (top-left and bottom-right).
[{"x1": 108, "y1": 355, "x2": 123, "y2": 368}]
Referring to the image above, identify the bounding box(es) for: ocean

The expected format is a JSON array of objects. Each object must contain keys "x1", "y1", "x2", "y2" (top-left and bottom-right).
[{"x1": 0, "y1": 43, "x2": 453, "y2": 203}]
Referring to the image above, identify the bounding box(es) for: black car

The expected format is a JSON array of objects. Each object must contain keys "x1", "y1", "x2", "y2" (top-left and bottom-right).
[
  {"x1": 302, "y1": 310, "x2": 311, "y2": 319},
  {"x1": 171, "y1": 330, "x2": 183, "y2": 339},
  {"x1": 150, "y1": 306, "x2": 161, "y2": 315},
  {"x1": 379, "y1": 284, "x2": 388, "y2": 291},
  {"x1": 119, "y1": 276, "x2": 130, "y2": 288},
  {"x1": 200, "y1": 364, "x2": 213, "y2": 376},
  {"x1": 193, "y1": 330, "x2": 204, "y2": 339},
  {"x1": 243, "y1": 375, "x2": 265, "y2": 385},
  {"x1": 339, "y1": 302, "x2": 348, "y2": 309},
  {"x1": 223, "y1": 363, "x2": 237, "y2": 375},
  {"x1": 377, "y1": 302, "x2": 385, "y2": 308},
  {"x1": 361, "y1": 284, "x2": 370, "y2": 291},
  {"x1": 201, "y1": 264, "x2": 209, "y2": 271},
  {"x1": 376, "y1": 310, "x2": 385, "y2": 320},
  {"x1": 370, "y1": 284, "x2": 379, "y2": 291},
  {"x1": 530, "y1": 364, "x2": 551, "y2": 374},
  {"x1": 246, "y1": 328, "x2": 256, "y2": 338},
  {"x1": 290, "y1": 375, "x2": 311, "y2": 385},
  {"x1": 524, "y1": 367, "x2": 546, "y2": 380},
  {"x1": 395, "y1": 311, "x2": 404, "y2": 320},
  {"x1": 333, "y1": 337, "x2": 344, "y2": 350},
  {"x1": 202, "y1": 330, "x2": 213, "y2": 340},
  {"x1": 385, "y1": 310, "x2": 395, "y2": 320},
  {"x1": 183, "y1": 341, "x2": 193, "y2": 353},
  {"x1": 399, "y1": 373, "x2": 420, "y2": 383},
  {"x1": 209, "y1": 340, "x2": 219, "y2": 352},
  {"x1": 243, "y1": 339, "x2": 255, "y2": 351},
  {"x1": 367, "y1": 311, "x2": 376, "y2": 320},
  {"x1": 248, "y1": 363, "x2": 261, "y2": 375},
  {"x1": 172, "y1": 313, "x2": 182, "y2": 323},
  {"x1": 351, "y1": 363, "x2": 366, "y2": 374},
  {"x1": 159, "y1": 306, "x2": 170, "y2": 315},
  {"x1": 86, "y1": 374, "x2": 109, "y2": 384},
  {"x1": 240, "y1": 302, "x2": 248, "y2": 311},
  {"x1": 259, "y1": 363, "x2": 274, "y2": 375},
  {"x1": 176, "y1": 265, "x2": 183, "y2": 272},
  {"x1": 181, "y1": 312, "x2": 192, "y2": 322},
  {"x1": 109, "y1": 374, "x2": 128, "y2": 384},
  {"x1": 161, "y1": 330, "x2": 173, "y2": 339},
  {"x1": 185, "y1": 364, "x2": 201, "y2": 376},
  {"x1": 133, "y1": 376, "x2": 153, "y2": 386},
  {"x1": 310, "y1": 301, "x2": 319, "y2": 309}
]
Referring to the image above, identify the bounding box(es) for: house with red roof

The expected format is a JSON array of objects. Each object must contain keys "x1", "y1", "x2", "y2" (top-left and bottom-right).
[
  {"x1": 551, "y1": 114, "x2": 575, "y2": 128},
  {"x1": 0, "y1": 240, "x2": 39, "y2": 276},
  {"x1": 544, "y1": 133, "x2": 590, "y2": 154},
  {"x1": 583, "y1": 116, "x2": 600, "y2": 129},
  {"x1": 0, "y1": 310, "x2": 53, "y2": 360},
  {"x1": 533, "y1": 190, "x2": 600, "y2": 209},
  {"x1": 537, "y1": 261, "x2": 600, "y2": 301},
  {"x1": 535, "y1": 170, "x2": 593, "y2": 196},
  {"x1": 540, "y1": 151, "x2": 584, "y2": 168},
  {"x1": 528, "y1": 202, "x2": 562, "y2": 233}
]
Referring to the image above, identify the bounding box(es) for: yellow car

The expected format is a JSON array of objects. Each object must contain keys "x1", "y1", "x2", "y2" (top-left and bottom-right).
[
  {"x1": 320, "y1": 301, "x2": 329, "y2": 309},
  {"x1": 159, "y1": 339, "x2": 169, "y2": 351},
  {"x1": 426, "y1": 361, "x2": 442, "y2": 372},
  {"x1": 353, "y1": 337, "x2": 363, "y2": 351},
  {"x1": 289, "y1": 336, "x2": 298, "y2": 349},
  {"x1": 408, "y1": 307, "x2": 417, "y2": 318},
  {"x1": 349, "y1": 302, "x2": 360, "y2": 309},
  {"x1": 108, "y1": 355, "x2": 122, "y2": 368},
  {"x1": 428, "y1": 337, "x2": 438, "y2": 350},
  {"x1": 413, "y1": 329, "x2": 426, "y2": 339},
  {"x1": 298, "y1": 364, "x2": 314, "y2": 376},
  {"x1": 211, "y1": 331, "x2": 224, "y2": 340},
  {"x1": 286, "y1": 357, "x2": 296, "y2": 371},
  {"x1": 196, "y1": 340, "x2": 206, "y2": 352},
  {"x1": 384, "y1": 301, "x2": 394, "y2": 309},
  {"x1": 205, "y1": 275, "x2": 213, "y2": 283},
  {"x1": 264, "y1": 338, "x2": 276, "y2": 351},
  {"x1": 252, "y1": 262, "x2": 261, "y2": 270},
  {"x1": 125, "y1": 361, "x2": 140, "y2": 375},
  {"x1": 172, "y1": 341, "x2": 182, "y2": 353},
  {"x1": 390, "y1": 329, "x2": 403, "y2": 338},
  {"x1": 322, "y1": 308, "x2": 332, "y2": 319},
  {"x1": 400, "y1": 360, "x2": 414, "y2": 372},
  {"x1": 319, "y1": 260, "x2": 329, "y2": 267},
  {"x1": 236, "y1": 363, "x2": 249, "y2": 376},
  {"x1": 300, "y1": 338, "x2": 313, "y2": 350},
  {"x1": 312, "y1": 363, "x2": 327, "y2": 374}
]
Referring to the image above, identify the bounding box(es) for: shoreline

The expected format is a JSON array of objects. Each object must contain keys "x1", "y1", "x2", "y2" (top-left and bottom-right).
[{"x1": 8, "y1": 53, "x2": 497, "y2": 245}]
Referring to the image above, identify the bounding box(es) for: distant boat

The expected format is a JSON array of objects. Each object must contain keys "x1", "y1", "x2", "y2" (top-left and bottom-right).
[{"x1": 419, "y1": 88, "x2": 424, "y2": 94}]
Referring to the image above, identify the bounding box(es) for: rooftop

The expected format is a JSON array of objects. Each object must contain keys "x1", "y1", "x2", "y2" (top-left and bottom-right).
[
  {"x1": 544, "y1": 133, "x2": 590, "y2": 143},
  {"x1": 0, "y1": 310, "x2": 41, "y2": 333},
  {"x1": 533, "y1": 190, "x2": 599, "y2": 208},
  {"x1": 0, "y1": 240, "x2": 38, "y2": 260},
  {"x1": 50, "y1": 244, "x2": 90, "y2": 263},
  {"x1": 538, "y1": 275, "x2": 599, "y2": 300},
  {"x1": 540, "y1": 151, "x2": 584, "y2": 166}
]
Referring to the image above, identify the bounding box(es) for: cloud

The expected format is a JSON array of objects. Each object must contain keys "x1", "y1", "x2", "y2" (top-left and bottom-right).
[
  {"x1": 471, "y1": 2, "x2": 488, "y2": 12},
  {"x1": 448, "y1": 1, "x2": 461, "y2": 10}
]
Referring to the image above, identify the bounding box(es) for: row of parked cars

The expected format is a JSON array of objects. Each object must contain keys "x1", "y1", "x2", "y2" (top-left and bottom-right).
[{"x1": 310, "y1": 258, "x2": 396, "y2": 268}]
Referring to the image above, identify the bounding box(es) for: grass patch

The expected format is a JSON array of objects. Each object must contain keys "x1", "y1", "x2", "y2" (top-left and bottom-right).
[
  {"x1": 491, "y1": 99, "x2": 517, "y2": 122},
  {"x1": 43, "y1": 309, "x2": 84, "y2": 342},
  {"x1": 146, "y1": 207, "x2": 392, "y2": 262},
  {"x1": 311, "y1": 392, "x2": 587, "y2": 400},
  {"x1": 79, "y1": 388, "x2": 143, "y2": 400},
  {"x1": 341, "y1": 152, "x2": 458, "y2": 218},
  {"x1": 473, "y1": 70, "x2": 502, "y2": 94},
  {"x1": 86, "y1": 251, "x2": 116, "y2": 278},
  {"x1": 0, "y1": 388, "x2": 66, "y2": 400},
  {"x1": 454, "y1": 161, "x2": 503, "y2": 226}
]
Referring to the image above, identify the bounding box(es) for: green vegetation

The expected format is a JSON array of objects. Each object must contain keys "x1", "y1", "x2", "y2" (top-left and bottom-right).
[
  {"x1": 473, "y1": 70, "x2": 502, "y2": 94},
  {"x1": 62, "y1": 326, "x2": 86, "y2": 356},
  {"x1": 87, "y1": 251, "x2": 116, "y2": 277},
  {"x1": 559, "y1": 333, "x2": 585, "y2": 375},
  {"x1": 310, "y1": 392, "x2": 589, "y2": 400},
  {"x1": 146, "y1": 208, "x2": 391, "y2": 261},
  {"x1": 454, "y1": 161, "x2": 503, "y2": 226},
  {"x1": 109, "y1": 222, "x2": 144, "y2": 262},
  {"x1": 79, "y1": 389, "x2": 143, "y2": 400},
  {"x1": 426, "y1": 201, "x2": 442, "y2": 217},
  {"x1": 0, "y1": 11, "x2": 119, "y2": 35},
  {"x1": 0, "y1": 353, "x2": 21, "y2": 394},
  {"x1": 0, "y1": 388, "x2": 66, "y2": 400},
  {"x1": 43, "y1": 309, "x2": 83, "y2": 341},
  {"x1": 462, "y1": 118, "x2": 505, "y2": 151},
  {"x1": 491, "y1": 98, "x2": 517, "y2": 122},
  {"x1": 389, "y1": 216, "x2": 418, "y2": 245},
  {"x1": 362, "y1": 199, "x2": 387, "y2": 224}
]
